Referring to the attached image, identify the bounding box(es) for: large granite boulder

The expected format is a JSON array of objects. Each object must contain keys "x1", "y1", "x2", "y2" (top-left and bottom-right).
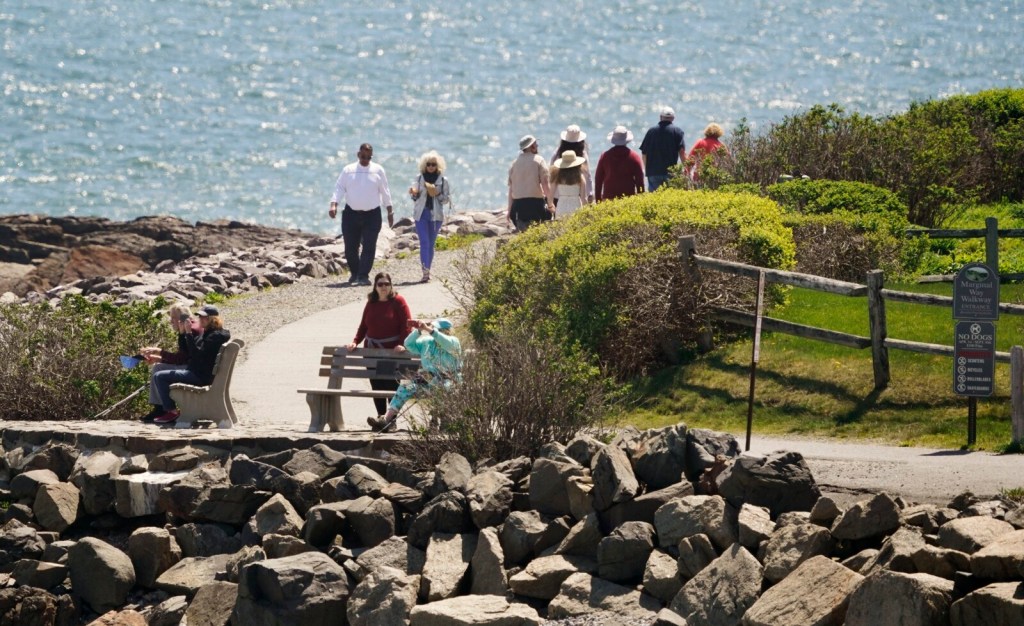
[
  {"x1": 470, "y1": 527, "x2": 508, "y2": 596},
  {"x1": 716, "y1": 451, "x2": 820, "y2": 517},
  {"x1": 669, "y1": 544, "x2": 762, "y2": 626},
  {"x1": 408, "y1": 595, "x2": 541, "y2": 626},
  {"x1": 937, "y1": 516, "x2": 1015, "y2": 554},
  {"x1": 654, "y1": 495, "x2": 737, "y2": 551},
  {"x1": 685, "y1": 428, "x2": 741, "y2": 480},
  {"x1": 597, "y1": 521, "x2": 655, "y2": 583},
  {"x1": 407, "y1": 491, "x2": 472, "y2": 550},
  {"x1": 69, "y1": 451, "x2": 122, "y2": 516},
  {"x1": 633, "y1": 425, "x2": 689, "y2": 490},
  {"x1": 762, "y1": 522, "x2": 834, "y2": 583},
  {"x1": 67, "y1": 537, "x2": 136, "y2": 614},
  {"x1": 347, "y1": 566, "x2": 419, "y2": 626},
  {"x1": 466, "y1": 470, "x2": 514, "y2": 529},
  {"x1": 844, "y1": 570, "x2": 954, "y2": 626},
  {"x1": 420, "y1": 532, "x2": 478, "y2": 602},
  {"x1": 529, "y1": 457, "x2": 587, "y2": 517},
  {"x1": 950, "y1": 582, "x2": 1024, "y2": 625},
  {"x1": 591, "y1": 444, "x2": 641, "y2": 512},
  {"x1": 127, "y1": 527, "x2": 182, "y2": 588},
  {"x1": 508, "y1": 554, "x2": 598, "y2": 600},
  {"x1": 831, "y1": 493, "x2": 902, "y2": 541},
  {"x1": 232, "y1": 552, "x2": 350, "y2": 625},
  {"x1": 548, "y1": 572, "x2": 660, "y2": 623},
  {"x1": 33, "y1": 482, "x2": 80, "y2": 532},
  {"x1": 743, "y1": 555, "x2": 864, "y2": 626}
]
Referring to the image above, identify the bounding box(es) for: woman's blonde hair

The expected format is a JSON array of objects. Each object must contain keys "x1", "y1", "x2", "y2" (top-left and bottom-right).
[
  {"x1": 418, "y1": 151, "x2": 446, "y2": 174},
  {"x1": 704, "y1": 123, "x2": 724, "y2": 139},
  {"x1": 168, "y1": 303, "x2": 191, "y2": 321}
]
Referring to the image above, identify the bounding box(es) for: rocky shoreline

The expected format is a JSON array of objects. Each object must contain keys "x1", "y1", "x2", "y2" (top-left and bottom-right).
[
  {"x1": 0, "y1": 212, "x2": 510, "y2": 307},
  {"x1": 1, "y1": 425, "x2": 1022, "y2": 625}
]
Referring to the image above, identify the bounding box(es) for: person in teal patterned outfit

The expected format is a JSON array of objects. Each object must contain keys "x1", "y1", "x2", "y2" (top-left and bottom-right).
[{"x1": 367, "y1": 317, "x2": 462, "y2": 432}]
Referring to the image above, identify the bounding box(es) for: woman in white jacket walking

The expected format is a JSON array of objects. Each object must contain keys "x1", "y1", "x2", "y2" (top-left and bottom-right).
[{"x1": 409, "y1": 151, "x2": 451, "y2": 282}]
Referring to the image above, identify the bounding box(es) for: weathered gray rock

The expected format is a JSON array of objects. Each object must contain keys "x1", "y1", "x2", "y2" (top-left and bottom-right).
[
  {"x1": 555, "y1": 512, "x2": 603, "y2": 558},
  {"x1": 686, "y1": 428, "x2": 741, "y2": 480},
  {"x1": 654, "y1": 495, "x2": 737, "y2": 551},
  {"x1": 33, "y1": 482, "x2": 79, "y2": 532},
  {"x1": 354, "y1": 536, "x2": 426, "y2": 582},
  {"x1": 677, "y1": 533, "x2": 718, "y2": 580},
  {"x1": 601, "y1": 481, "x2": 695, "y2": 530},
  {"x1": 842, "y1": 548, "x2": 879, "y2": 574},
  {"x1": 10, "y1": 468, "x2": 60, "y2": 501},
  {"x1": 565, "y1": 434, "x2": 604, "y2": 468},
  {"x1": 175, "y1": 522, "x2": 243, "y2": 557},
  {"x1": 529, "y1": 457, "x2": 587, "y2": 517},
  {"x1": 225, "y1": 545, "x2": 267, "y2": 583},
  {"x1": 157, "y1": 464, "x2": 230, "y2": 520},
  {"x1": 861, "y1": 526, "x2": 926, "y2": 576},
  {"x1": 634, "y1": 425, "x2": 689, "y2": 490},
  {"x1": 591, "y1": 444, "x2": 641, "y2": 512},
  {"x1": 1006, "y1": 504, "x2": 1024, "y2": 529},
  {"x1": 263, "y1": 533, "x2": 314, "y2": 558},
  {"x1": 548, "y1": 572, "x2": 661, "y2": 622},
  {"x1": 901, "y1": 503, "x2": 958, "y2": 534},
  {"x1": 830, "y1": 493, "x2": 901, "y2": 541},
  {"x1": 144, "y1": 595, "x2": 188, "y2": 626},
  {"x1": 409, "y1": 594, "x2": 541, "y2": 626},
  {"x1": 0, "y1": 586, "x2": 76, "y2": 626},
  {"x1": 348, "y1": 496, "x2": 398, "y2": 548},
  {"x1": 644, "y1": 550, "x2": 683, "y2": 604},
  {"x1": 233, "y1": 552, "x2": 350, "y2": 625},
  {"x1": 267, "y1": 470, "x2": 321, "y2": 516},
  {"x1": 431, "y1": 452, "x2": 473, "y2": 496},
  {"x1": 69, "y1": 451, "x2": 122, "y2": 516},
  {"x1": 809, "y1": 496, "x2": 842, "y2": 527},
  {"x1": 347, "y1": 566, "x2": 420, "y2": 626},
  {"x1": 182, "y1": 581, "x2": 237, "y2": 626},
  {"x1": 154, "y1": 554, "x2": 231, "y2": 598},
  {"x1": 408, "y1": 491, "x2": 471, "y2": 550},
  {"x1": 565, "y1": 475, "x2": 595, "y2": 520},
  {"x1": 192, "y1": 483, "x2": 271, "y2": 526},
  {"x1": 597, "y1": 521, "x2": 655, "y2": 583},
  {"x1": 342, "y1": 463, "x2": 390, "y2": 498},
  {"x1": 421, "y1": 532, "x2": 478, "y2": 602},
  {"x1": 937, "y1": 516, "x2": 1015, "y2": 554},
  {"x1": 67, "y1": 537, "x2": 136, "y2": 614},
  {"x1": 229, "y1": 454, "x2": 287, "y2": 489},
  {"x1": 844, "y1": 570, "x2": 953, "y2": 626},
  {"x1": 0, "y1": 519, "x2": 47, "y2": 562},
  {"x1": 670, "y1": 544, "x2": 762, "y2": 626},
  {"x1": 950, "y1": 582, "x2": 1024, "y2": 625},
  {"x1": 9, "y1": 558, "x2": 68, "y2": 590},
  {"x1": 742, "y1": 555, "x2": 863, "y2": 626},
  {"x1": 244, "y1": 493, "x2": 304, "y2": 541},
  {"x1": 467, "y1": 470, "x2": 514, "y2": 529},
  {"x1": 380, "y1": 481, "x2": 426, "y2": 514},
  {"x1": 471, "y1": 527, "x2": 508, "y2": 596},
  {"x1": 301, "y1": 502, "x2": 347, "y2": 548},
  {"x1": 150, "y1": 446, "x2": 225, "y2": 472},
  {"x1": 912, "y1": 544, "x2": 971, "y2": 579},
  {"x1": 509, "y1": 554, "x2": 598, "y2": 600},
  {"x1": 127, "y1": 527, "x2": 182, "y2": 588},
  {"x1": 499, "y1": 510, "x2": 549, "y2": 566},
  {"x1": 763, "y1": 522, "x2": 834, "y2": 583},
  {"x1": 716, "y1": 451, "x2": 820, "y2": 518},
  {"x1": 88, "y1": 609, "x2": 148, "y2": 625},
  {"x1": 20, "y1": 443, "x2": 78, "y2": 481},
  {"x1": 970, "y1": 529, "x2": 1024, "y2": 580},
  {"x1": 114, "y1": 470, "x2": 188, "y2": 517},
  {"x1": 738, "y1": 503, "x2": 774, "y2": 550},
  {"x1": 281, "y1": 443, "x2": 347, "y2": 479}
]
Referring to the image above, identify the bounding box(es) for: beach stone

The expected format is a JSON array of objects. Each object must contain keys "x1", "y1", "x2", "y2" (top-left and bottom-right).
[
  {"x1": 430, "y1": 452, "x2": 473, "y2": 496},
  {"x1": 466, "y1": 470, "x2": 514, "y2": 529},
  {"x1": 347, "y1": 566, "x2": 419, "y2": 626},
  {"x1": 970, "y1": 529, "x2": 1024, "y2": 580},
  {"x1": 263, "y1": 533, "x2": 314, "y2": 558},
  {"x1": 937, "y1": 516, "x2": 1015, "y2": 554},
  {"x1": 809, "y1": 496, "x2": 842, "y2": 527},
  {"x1": 229, "y1": 453, "x2": 287, "y2": 489},
  {"x1": 143, "y1": 596, "x2": 188, "y2": 626},
  {"x1": 861, "y1": 526, "x2": 926, "y2": 576},
  {"x1": 842, "y1": 548, "x2": 880, "y2": 574},
  {"x1": 281, "y1": 444, "x2": 347, "y2": 480},
  {"x1": 0, "y1": 586, "x2": 76, "y2": 626},
  {"x1": 182, "y1": 581, "x2": 237, "y2": 626},
  {"x1": 670, "y1": 544, "x2": 762, "y2": 626},
  {"x1": 342, "y1": 463, "x2": 389, "y2": 498},
  {"x1": 408, "y1": 594, "x2": 541, "y2": 626},
  {"x1": 225, "y1": 545, "x2": 266, "y2": 583},
  {"x1": 33, "y1": 482, "x2": 79, "y2": 532},
  {"x1": 127, "y1": 527, "x2": 182, "y2": 588},
  {"x1": 716, "y1": 450, "x2": 820, "y2": 518},
  {"x1": 155, "y1": 554, "x2": 231, "y2": 598},
  {"x1": 565, "y1": 475, "x2": 595, "y2": 520},
  {"x1": 347, "y1": 496, "x2": 397, "y2": 548},
  {"x1": 845, "y1": 570, "x2": 954, "y2": 626},
  {"x1": 600, "y1": 481, "x2": 694, "y2": 529},
  {"x1": 420, "y1": 532, "x2": 478, "y2": 602},
  {"x1": 590, "y1": 444, "x2": 641, "y2": 512},
  {"x1": 243, "y1": 493, "x2": 303, "y2": 542},
  {"x1": 597, "y1": 521, "x2": 655, "y2": 583},
  {"x1": 380, "y1": 481, "x2": 425, "y2": 514},
  {"x1": 67, "y1": 537, "x2": 136, "y2": 614},
  {"x1": 301, "y1": 502, "x2": 346, "y2": 548},
  {"x1": 763, "y1": 522, "x2": 834, "y2": 583},
  {"x1": 685, "y1": 428, "x2": 741, "y2": 480},
  {"x1": 175, "y1": 522, "x2": 243, "y2": 557},
  {"x1": 643, "y1": 550, "x2": 683, "y2": 604},
  {"x1": 9, "y1": 559, "x2": 68, "y2": 590},
  {"x1": 232, "y1": 552, "x2": 350, "y2": 625},
  {"x1": 21, "y1": 444, "x2": 78, "y2": 481},
  {"x1": 677, "y1": 533, "x2": 717, "y2": 580},
  {"x1": 738, "y1": 503, "x2": 774, "y2": 550},
  {"x1": 830, "y1": 493, "x2": 901, "y2": 541},
  {"x1": 0, "y1": 519, "x2": 47, "y2": 562},
  {"x1": 354, "y1": 536, "x2": 426, "y2": 582},
  {"x1": 901, "y1": 503, "x2": 958, "y2": 534},
  {"x1": 743, "y1": 555, "x2": 864, "y2": 626},
  {"x1": 157, "y1": 464, "x2": 230, "y2": 520},
  {"x1": 407, "y1": 491, "x2": 471, "y2": 550},
  {"x1": 88, "y1": 609, "x2": 147, "y2": 626},
  {"x1": 69, "y1": 451, "x2": 122, "y2": 516},
  {"x1": 508, "y1": 554, "x2": 598, "y2": 600},
  {"x1": 912, "y1": 544, "x2": 971, "y2": 579},
  {"x1": 471, "y1": 527, "x2": 508, "y2": 596},
  {"x1": 548, "y1": 572, "x2": 660, "y2": 622},
  {"x1": 529, "y1": 457, "x2": 586, "y2": 517},
  {"x1": 191, "y1": 484, "x2": 271, "y2": 526},
  {"x1": 10, "y1": 468, "x2": 60, "y2": 501},
  {"x1": 554, "y1": 512, "x2": 603, "y2": 558},
  {"x1": 633, "y1": 425, "x2": 688, "y2": 490},
  {"x1": 114, "y1": 470, "x2": 189, "y2": 517},
  {"x1": 499, "y1": 510, "x2": 548, "y2": 566},
  {"x1": 267, "y1": 471, "x2": 321, "y2": 516},
  {"x1": 565, "y1": 434, "x2": 603, "y2": 467},
  {"x1": 654, "y1": 495, "x2": 737, "y2": 551},
  {"x1": 950, "y1": 582, "x2": 1024, "y2": 625}
]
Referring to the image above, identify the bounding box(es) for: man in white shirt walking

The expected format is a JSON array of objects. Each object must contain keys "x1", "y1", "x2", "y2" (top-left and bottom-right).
[{"x1": 329, "y1": 143, "x2": 394, "y2": 286}]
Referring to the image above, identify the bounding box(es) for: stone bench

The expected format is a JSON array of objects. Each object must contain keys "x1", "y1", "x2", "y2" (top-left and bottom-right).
[{"x1": 169, "y1": 338, "x2": 245, "y2": 429}]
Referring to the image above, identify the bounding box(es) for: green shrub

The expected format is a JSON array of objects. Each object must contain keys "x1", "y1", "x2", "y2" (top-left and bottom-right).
[
  {"x1": 470, "y1": 190, "x2": 795, "y2": 378},
  {"x1": 435, "y1": 233, "x2": 485, "y2": 252},
  {"x1": 918, "y1": 201, "x2": 1024, "y2": 276},
  {"x1": 0, "y1": 295, "x2": 171, "y2": 421}
]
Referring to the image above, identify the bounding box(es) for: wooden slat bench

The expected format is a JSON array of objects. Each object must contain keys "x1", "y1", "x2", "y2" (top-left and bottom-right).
[
  {"x1": 297, "y1": 346, "x2": 420, "y2": 433},
  {"x1": 169, "y1": 338, "x2": 245, "y2": 429}
]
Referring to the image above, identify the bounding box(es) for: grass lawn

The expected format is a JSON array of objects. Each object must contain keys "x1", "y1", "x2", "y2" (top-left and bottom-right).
[{"x1": 619, "y1": 281, "x2": 1024, "y2": 451}]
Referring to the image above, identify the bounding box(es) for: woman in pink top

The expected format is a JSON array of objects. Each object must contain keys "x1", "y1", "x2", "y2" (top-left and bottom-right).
[
  {"x1": 346, "y1": 272, "x2": 412, "y2": 417},
  {"x1": 687, "y1": 123, "x2": 729, "y2": 183}
]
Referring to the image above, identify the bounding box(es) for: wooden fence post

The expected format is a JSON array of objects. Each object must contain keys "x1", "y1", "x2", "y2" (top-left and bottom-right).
[
  {"x1": 678, "y1": 236, "x2": 715, "y2": 352},
  {"x1": 986, "y1": 216, "x2": 999, "y2": 271},
  {"x1": 866, "y1": 269, "x2": 890, "y2": 390},
  {"x1": 1012, "y1": 346, "x2": 1024, "y2": 443}
]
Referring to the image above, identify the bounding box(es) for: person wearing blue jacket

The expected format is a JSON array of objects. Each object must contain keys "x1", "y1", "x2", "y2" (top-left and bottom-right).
[{"x1": 368, "y1": 317, "x2": 462, "y2": 432}]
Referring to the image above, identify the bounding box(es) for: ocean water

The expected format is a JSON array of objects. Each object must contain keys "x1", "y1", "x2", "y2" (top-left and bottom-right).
[{"x1": 2, "y1": 0, "x2": 1022, "y2": 235}]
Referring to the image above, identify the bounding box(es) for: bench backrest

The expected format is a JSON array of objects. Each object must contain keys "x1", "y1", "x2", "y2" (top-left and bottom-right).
[
  {"x1": 209, "y1": 338, "x2": 245, "y2": 394},
  {"x1": 318, "y1": 346, "x2": 420, "y2": 390}
]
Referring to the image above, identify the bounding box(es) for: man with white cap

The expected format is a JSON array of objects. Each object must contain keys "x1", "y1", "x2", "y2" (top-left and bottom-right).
[
  {"x1": 507, "y1": 134, "x2": 555, "y2": 231},
  {"x1": 639, "y1": 107, "x2": 686, "y2": 192},
  {"x1": 595, "y1": 125, "x2": 645, "y2": 201}
]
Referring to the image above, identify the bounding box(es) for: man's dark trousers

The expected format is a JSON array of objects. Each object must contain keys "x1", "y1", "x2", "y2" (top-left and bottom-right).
[{"x1": 341, "y1": 205, "x2": 382, "y2": 280}]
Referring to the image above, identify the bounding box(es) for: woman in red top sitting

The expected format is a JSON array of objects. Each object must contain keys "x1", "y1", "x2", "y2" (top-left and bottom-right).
[
  {"x1": 687, "y1": 123, "x2": 729, "y2": 183},
  {"x1": 346, "y1": 271, "x2": 412, "y2": 418}
]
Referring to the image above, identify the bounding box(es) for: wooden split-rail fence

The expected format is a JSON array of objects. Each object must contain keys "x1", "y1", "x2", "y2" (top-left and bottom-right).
[{"x1": 677, "y1": 236, "x2": 1024, "y2": 441}]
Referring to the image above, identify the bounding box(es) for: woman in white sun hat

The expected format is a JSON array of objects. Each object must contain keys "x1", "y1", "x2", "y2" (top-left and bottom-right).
[
  {"x1": 550, "y1": 124, "x2": 594, "y2": 203},
  {"x1": 549, "y1": 149, "x2": 589, "y2": 218}
]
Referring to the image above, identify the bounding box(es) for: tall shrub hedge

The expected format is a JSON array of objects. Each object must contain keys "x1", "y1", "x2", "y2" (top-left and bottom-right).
[{"x1": 470, "y1": 190, "x2": 795, "y2": 379}]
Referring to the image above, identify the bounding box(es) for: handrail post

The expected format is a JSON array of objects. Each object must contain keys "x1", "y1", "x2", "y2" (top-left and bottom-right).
[
  {"x1": 1012, "y1": 346, "x2": 1024, "y2": 443},
  {"x1": 678, "y1": 236, "x2": 714, "y2": 352},
  {"x1": 866, "y1": 269, "x2": 890, "y2": 390},
  {"x1": 986, "y1": 216, "x2": 999, "y2": 272}
]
